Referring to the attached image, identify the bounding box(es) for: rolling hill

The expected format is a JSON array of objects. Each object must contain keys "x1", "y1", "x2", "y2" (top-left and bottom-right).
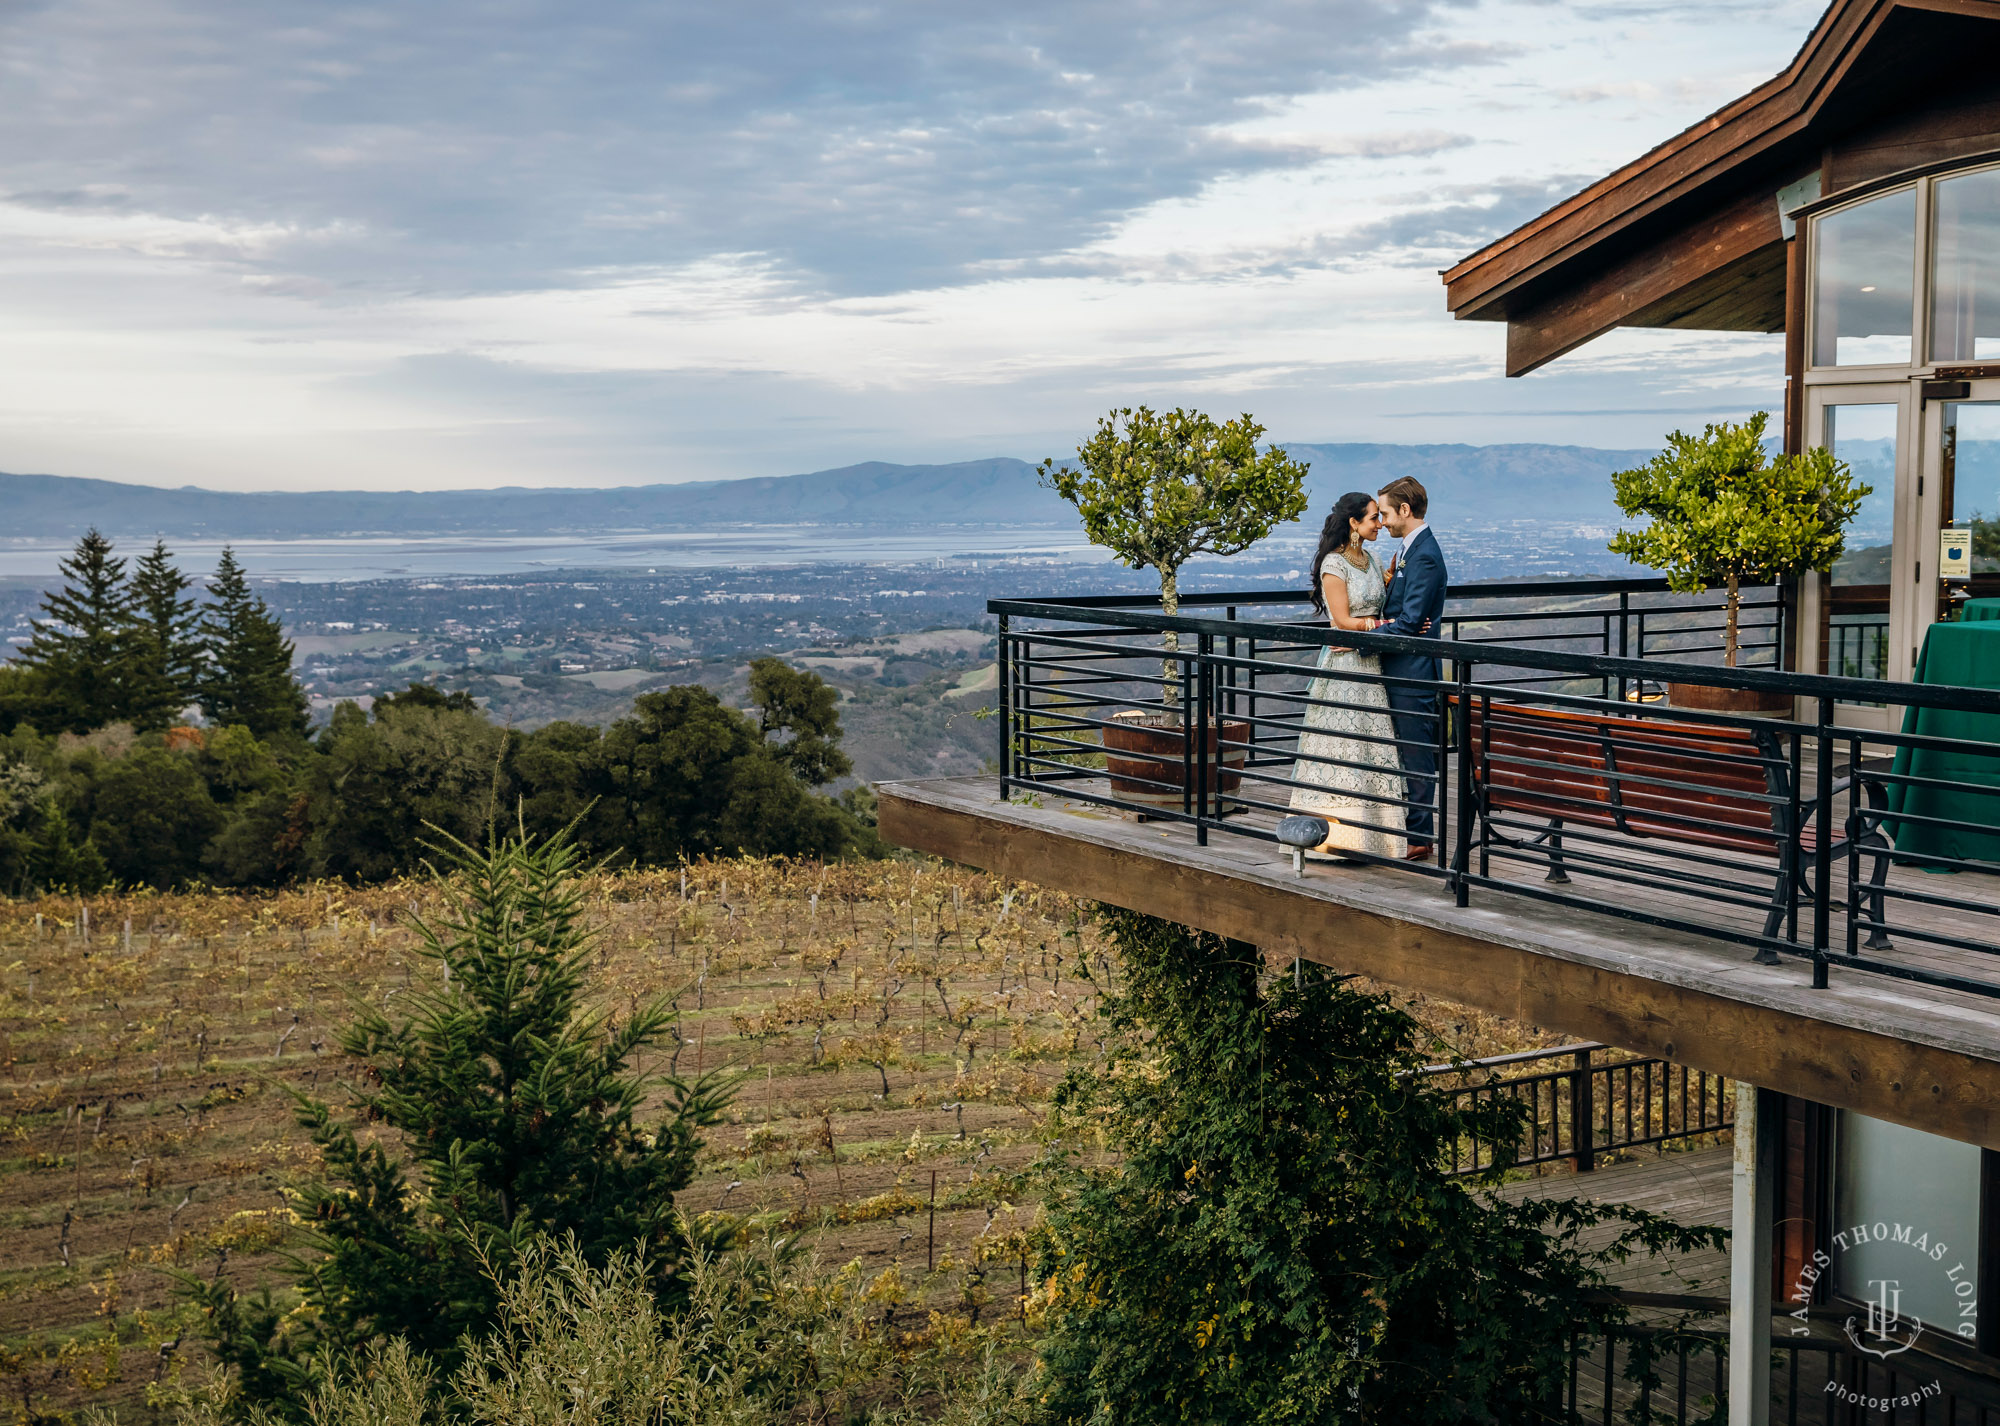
[{"x1": 1, "y1": 443, "x2": 1651, "y2": 542}]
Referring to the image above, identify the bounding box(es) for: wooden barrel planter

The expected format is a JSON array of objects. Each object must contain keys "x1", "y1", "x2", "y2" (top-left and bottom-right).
[
  {"x1": 1666, "y1": 683, "x2": 1795, "y2": 717},
  {"x1": 1101, "y1": 713, "x2": 1251, "y2": 815}
]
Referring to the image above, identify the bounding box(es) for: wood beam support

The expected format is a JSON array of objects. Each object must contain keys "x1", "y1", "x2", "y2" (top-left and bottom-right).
[
  {"x1": 1504, "y1": 188, "x2": 1787, "y2": 375},
  {"x1": 882, "y1": 781, "x2": 2000, "y2": 1147}
]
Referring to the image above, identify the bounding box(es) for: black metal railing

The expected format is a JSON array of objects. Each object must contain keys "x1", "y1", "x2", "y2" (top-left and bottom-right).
[
  {"x1": 992, "y1": 583, "x2": 2000, "y2": 1000},
  {"x1": 1550, "y1": 1319, "x2": 2000, "y2": 1424},
  {"x1": 1829, "y1": 617, "x2": 1890, "y2": 682},
  {"x1": 1419, "y1": 1043, "x2": 1732, "y2": 1177}
]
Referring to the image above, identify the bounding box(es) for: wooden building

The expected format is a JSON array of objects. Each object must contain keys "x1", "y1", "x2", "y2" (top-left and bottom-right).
[
  {"x1": 884, "y1": 2, "x2": 2000, "y2": 1421},
  {"x1": 1444, "y1": 0, "x2": 2000, "y2": 707}
]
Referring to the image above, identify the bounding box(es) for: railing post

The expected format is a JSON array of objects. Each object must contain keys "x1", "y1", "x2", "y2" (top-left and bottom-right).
[
  {"x1": 1617, "y1": 590, "x2": 1630, "y2": 704},
  {"x1": 1813, "y1": 696, "x2": 1834, "y2": 990},
  {"x1": 1454, "y1": 659, "x2": 1474, "y2": 906},
  {"x1": 1225, "y1": 606, "x2": 1237, "y2": 721},
  {"x1": 1572, "y1": 1047, "x2": 1595, "y2": 1173},
  {"x1": 1195, "y1": 632, "x2": 1211, "y2": 846},
  {"x1": 996, "y1": 614, "x2": 1011, "y2": 800}
]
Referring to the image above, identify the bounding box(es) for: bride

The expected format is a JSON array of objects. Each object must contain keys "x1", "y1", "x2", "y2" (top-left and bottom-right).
[{"x1": 1287, "y1": 491, "x2": 1408, "y2": 859}]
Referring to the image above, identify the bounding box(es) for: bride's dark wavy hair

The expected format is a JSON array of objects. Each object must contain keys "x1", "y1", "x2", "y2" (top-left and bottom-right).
[{"x1": 1308, "y1": 491, "x2": 1378, "y2": 614}]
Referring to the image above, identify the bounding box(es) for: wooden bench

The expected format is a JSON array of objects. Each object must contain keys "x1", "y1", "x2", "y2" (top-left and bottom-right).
[{"x1": 1461, "y1": 699, "x2": 1892, "y2": 957}]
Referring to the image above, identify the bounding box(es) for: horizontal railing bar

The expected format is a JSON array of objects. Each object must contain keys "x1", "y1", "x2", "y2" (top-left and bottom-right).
[
  {"x1": 1482, "y1": 815, "x2": 1791, "y2": 885},
  {"x1": 1459, "y1": 867, "x2": 1801, "y2": 957},
  {"x1": 1843, "y1": 917, "x2": 2000, "y2": 958},
  {"x1": 992, "y1": 596, "x2": 2000, "y2": 711},
  {"x1": 1478, "y1": 839, "x2": 1787, "y2": 915},
  {"x1": 1032, "y1": 578, "x2": 1782, "y2": 608}
]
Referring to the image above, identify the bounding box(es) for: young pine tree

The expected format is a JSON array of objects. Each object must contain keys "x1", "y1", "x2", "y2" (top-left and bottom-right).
[
  {"x1": 128, "y1": 539, "x2": 205, "y2": 730},
  {"x1": 16, "y1": 529, "x2": 138, "y2": 733},
  {"x1": 184, "y1": 831, "x2": 733, "y2": 1415},
  {"x1": 1033, "y1": 910, "x2": 1724, "y2": 1426},
  {"x1": 199, "y1": 548, "x2": 309, "y2": 740}
]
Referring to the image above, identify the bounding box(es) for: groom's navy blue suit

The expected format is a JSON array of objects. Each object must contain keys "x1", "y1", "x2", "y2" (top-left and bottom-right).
[{"x1": 1378, "y1": 525, "x2": 1448, "y2": 845}]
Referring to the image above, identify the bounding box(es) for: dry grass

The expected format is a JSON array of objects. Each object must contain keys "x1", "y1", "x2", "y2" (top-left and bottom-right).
[{"x1": 0, "y1": 859, "x2": 1561, "y2": 1422}]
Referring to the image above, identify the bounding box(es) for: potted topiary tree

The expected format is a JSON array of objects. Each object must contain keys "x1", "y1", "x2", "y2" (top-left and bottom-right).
[
  {"x1": 1039, "y1": 406, "x2": 1310, "y2": 809},
  {"x1": 1609, "y1": 411, "x2": 1870, "y2": 713}
]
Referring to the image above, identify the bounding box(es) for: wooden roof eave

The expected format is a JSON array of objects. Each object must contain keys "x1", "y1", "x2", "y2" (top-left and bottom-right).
[{"x1": 1442, "y1": 0, "x2": 1975, "y2": 324}]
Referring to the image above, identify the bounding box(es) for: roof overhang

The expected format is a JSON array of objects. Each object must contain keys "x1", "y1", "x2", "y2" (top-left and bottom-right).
[{"x1": 1443, "y1": 0, "x2": 2000, "y2": 375}]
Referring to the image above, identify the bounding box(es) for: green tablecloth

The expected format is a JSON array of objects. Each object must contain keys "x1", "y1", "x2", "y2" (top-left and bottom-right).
[
  {"x1": 1961, "y1": 598, "x2": 2000, "y2": 622},
  {"x1": 1889, "y1": 622, "x2": 2000, "y2": 863}
]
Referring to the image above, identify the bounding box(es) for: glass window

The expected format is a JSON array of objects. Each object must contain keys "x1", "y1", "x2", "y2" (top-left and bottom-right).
[
  {"x1": 1943, "y1": 402, "x2": 2000, "y2": 574},
  {"x1": 1813, "y1": 188, "x2": 1916, "y2": 367},
  {"x1": 1932, "y1": 167, "x2": 2000, "y2": 363},
  {"x1": 1837, "y1": 1113, "x2": 1981, "y2": 1343},
  {"x1": 1825, "y1": 403, "x2": 1897, "y2": 682}
]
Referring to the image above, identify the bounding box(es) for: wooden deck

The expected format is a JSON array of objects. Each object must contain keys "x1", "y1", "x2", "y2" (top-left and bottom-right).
[
  {"x1": 1500, "y1": 1144, "x2": 1732, "y2": 1301},
  {"x1": 879, "y1": 775, "x2": 2000, "y2": 1146}
]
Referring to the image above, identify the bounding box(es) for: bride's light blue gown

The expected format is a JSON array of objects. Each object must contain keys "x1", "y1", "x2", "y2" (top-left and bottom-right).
[{"x1": 1287, "y1": 550, "x2": 1409, "y2": 859}]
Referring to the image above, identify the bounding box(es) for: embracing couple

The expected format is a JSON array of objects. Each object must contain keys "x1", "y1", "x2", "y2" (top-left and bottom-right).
[{"x1": 1287, "y1": 476, "x2": 1447, "y2": 863}]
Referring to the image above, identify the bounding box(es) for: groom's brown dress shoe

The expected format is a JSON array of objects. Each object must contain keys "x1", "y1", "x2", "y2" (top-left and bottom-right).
[{"x1": 1403, "y1": 844, "x2": 1433, "y2": 860}]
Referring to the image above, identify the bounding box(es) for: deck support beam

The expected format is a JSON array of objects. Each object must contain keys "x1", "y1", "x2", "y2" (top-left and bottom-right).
[{"x1": 1728, "y1": 1082, "x2": 1780, "y2": 1426}]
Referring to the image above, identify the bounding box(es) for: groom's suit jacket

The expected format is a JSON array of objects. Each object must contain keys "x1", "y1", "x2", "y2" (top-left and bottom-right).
[{"x1": 1379, "y1": 525, "x2": 1448, "y2": 683}]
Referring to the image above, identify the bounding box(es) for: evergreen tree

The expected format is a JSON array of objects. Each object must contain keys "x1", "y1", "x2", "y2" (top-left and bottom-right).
[
  {"x1": 16, "y1": 529, "x2": 137, "y2": 733},
  {"x1": 184, "y1": 831, "x2": 733, "y2": 1415},
  {"x1": 1034, "y1": 910, "x2": 1723, "y2": 1425},
  {"x1": 128, "y1": 539, "x2": 204, "y2": 730},
  {"x1": 747, "y1": 657, "x2": 852, "y2": 787},
  {"x1": 199, "y1": 548, "x2": 309, "y2": 741}
]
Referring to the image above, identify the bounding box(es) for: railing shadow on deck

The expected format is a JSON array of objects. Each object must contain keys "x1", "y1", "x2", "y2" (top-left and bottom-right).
[{"x1": 991, "y1": 580, "x2": 2000, "y2": 1001}]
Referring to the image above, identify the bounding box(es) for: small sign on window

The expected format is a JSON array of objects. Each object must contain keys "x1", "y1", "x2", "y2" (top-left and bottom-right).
[{"x1": 1940, "y1": 528, "x2": 1973, "y2": 578}]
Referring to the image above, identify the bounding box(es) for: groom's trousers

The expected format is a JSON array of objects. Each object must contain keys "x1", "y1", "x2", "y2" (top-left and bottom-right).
[{"x1": 1385, "y1": 683, "x2": 1439, "y2": 845}]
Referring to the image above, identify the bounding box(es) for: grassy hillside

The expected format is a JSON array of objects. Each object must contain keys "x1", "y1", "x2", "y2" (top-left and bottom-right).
[{"x1": 0, "y1": 861, "x2": 1557, "y2": 1420}]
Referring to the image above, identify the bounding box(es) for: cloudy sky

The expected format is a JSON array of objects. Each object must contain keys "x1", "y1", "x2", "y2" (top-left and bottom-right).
[{"x1": 0, "y1": 0, "x2": 1826, "y2": 492}]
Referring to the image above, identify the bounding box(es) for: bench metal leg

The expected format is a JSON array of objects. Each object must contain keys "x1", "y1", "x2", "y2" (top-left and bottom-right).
[
  {"x1": 1543, "y1": 818, "x2": 1571, "y2": 884},
  {"x1": 1859, "y1": 832, "x2": 1893, "y2": 952},
  {"x1": 1757, "y1": 850, "x2": 1796, "y2": 965},
  {"x1": 1291, "y1": 845, "x2": 1304, "y2": 877}
]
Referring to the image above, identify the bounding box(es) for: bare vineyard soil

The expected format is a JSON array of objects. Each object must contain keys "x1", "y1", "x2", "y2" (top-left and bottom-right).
[{"x1": 0, "y1": 860, "x2": 1559, "y2": 1421}]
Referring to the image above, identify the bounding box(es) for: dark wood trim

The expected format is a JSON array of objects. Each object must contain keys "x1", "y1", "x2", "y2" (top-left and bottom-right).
[
  {"x1": 1788, "y1": 144, "x2": 2000, "y2": 220},
  {"x1": 881, "y1": 779, "x2": 2000, "y2": 1148},
  {"x1": 1445, "y1": 0, "x2": 2000, "y2": 326},
  {"x1": 1775, "y1": 1096, "x2": 1834, "y2": 1304},
  {"x1": 1501, "y1": 190, "x2": 1784, "y2": 375}
]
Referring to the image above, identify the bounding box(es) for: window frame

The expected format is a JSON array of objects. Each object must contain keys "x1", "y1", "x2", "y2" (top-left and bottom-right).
[{"x1": 1804, "y1": 157, "x2": 2000, "y2": 377}]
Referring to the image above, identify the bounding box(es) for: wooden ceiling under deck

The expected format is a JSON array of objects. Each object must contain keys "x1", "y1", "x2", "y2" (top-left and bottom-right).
[
  {"x1": 1443, "y1": 0, "x2": 2000, "y2": 376},
  {"x1": 880, "y1": 776, "x2": 2000, "y2": 1149}
]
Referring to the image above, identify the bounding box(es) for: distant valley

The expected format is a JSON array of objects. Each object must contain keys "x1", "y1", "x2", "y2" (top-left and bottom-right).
[{"x1": 2, "y1": 441, "x2": 1649, "y2": 544}]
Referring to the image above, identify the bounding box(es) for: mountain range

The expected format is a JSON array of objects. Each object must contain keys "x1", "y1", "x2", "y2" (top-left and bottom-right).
[{"x1": 1, "y1": 443, "x2": 1651, "y2": 542}]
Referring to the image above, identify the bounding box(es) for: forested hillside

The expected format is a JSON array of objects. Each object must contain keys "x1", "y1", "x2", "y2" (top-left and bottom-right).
[{"x1": 0, "y1": 534, "x2": 881, "y2": 895}]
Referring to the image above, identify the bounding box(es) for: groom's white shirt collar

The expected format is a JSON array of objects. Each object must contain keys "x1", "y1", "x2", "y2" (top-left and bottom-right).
[{"x1": 1401, "y1": 519, "x2": 1429, "y2": 545}]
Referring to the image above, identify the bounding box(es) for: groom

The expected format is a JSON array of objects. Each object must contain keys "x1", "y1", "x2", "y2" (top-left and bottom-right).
[{"x1": 1369, "y1": 477, "x2": 1448, "y2": 858}]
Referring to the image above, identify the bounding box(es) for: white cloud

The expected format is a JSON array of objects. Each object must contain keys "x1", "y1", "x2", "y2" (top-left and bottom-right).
[{"x1": 0, "y1": 0, "x2": 1822, "y2": 491}]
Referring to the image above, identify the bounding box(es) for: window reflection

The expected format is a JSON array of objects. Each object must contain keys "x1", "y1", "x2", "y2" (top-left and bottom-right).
[
  {"x1": 1813, "y1": 188, "x2": 1916, "y2": 367},
  {"x1": 1826, "y1": 404, "x2": 1896, "y2": 684},
  {"x1": 1933, "y1": 167, "x2": 2000, "y2": 363},
  {"x1": 1943, "y1": 403, "x2": 2000, "y2": 574}
]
